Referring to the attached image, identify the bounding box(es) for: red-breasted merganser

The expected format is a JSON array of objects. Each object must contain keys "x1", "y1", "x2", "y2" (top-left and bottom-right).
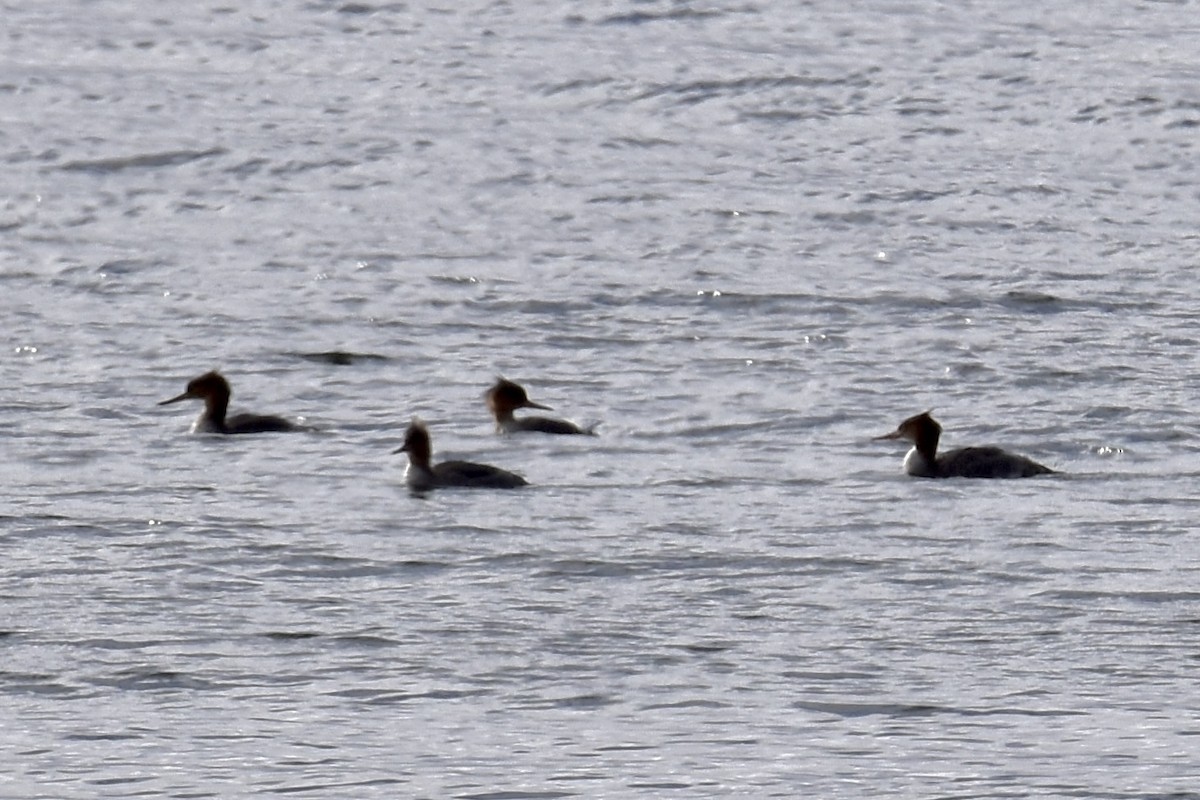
[
  {"x1": 875, "y1": 411, "x2": 1056, "y2": 479},
  {"x1": 484, "y1": 378, "x2": 595, "y2": 435},
  {"x1": 159, "y1": 371, "x2": 301, "y2": 434},
  {"x1": 394, "y1": 418, "x2": 528, "y2": 490}
]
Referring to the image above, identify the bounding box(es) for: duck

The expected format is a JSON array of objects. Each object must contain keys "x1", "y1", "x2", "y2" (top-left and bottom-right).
[
  {"x1": 875, "y1": 411, "x2": 1056, "y2": 479},
  {"x1": 394, "y1": 418, "x2": 528, "y2": 490},
  {"x1": 159, "y1": 370, "x2": 302, "y2": 434},
  {"x1": 484, "y1": 377, "x2": 595, "y2": 435}
]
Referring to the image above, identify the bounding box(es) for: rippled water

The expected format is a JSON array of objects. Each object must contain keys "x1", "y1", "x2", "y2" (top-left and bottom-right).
[{"x1": 4, "y1": 1, "x2": 1200, "y2": 797}]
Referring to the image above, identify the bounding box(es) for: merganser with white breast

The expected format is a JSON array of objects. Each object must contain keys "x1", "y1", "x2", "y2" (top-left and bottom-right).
[
  {"x1": 485, "y1": 377, "x2": 595, "y2": 435},
  {"x1": 159, "y1": 370, "x2": 302, "y2": 434},
  {"x1": 875, "y1": 411, "x2": 1056, "y2": 479},
  {"x1": 395, "y1": 418, "x2": 528, "y2": 491}
]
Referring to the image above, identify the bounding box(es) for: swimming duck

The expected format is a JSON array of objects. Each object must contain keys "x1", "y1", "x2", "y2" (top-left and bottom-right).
[
  {"x1": 485, "y1": 377, "x2": 594, "y2": 435},
  {"x1": 394, "y1": 418, "x2": 528, "y2": 490},
  {"x1": 159, "y1": 370, "x2": 301, "y2": 434},
  {"x1": 875, "y1": 411, "x2": 1056, "y2": 479}
]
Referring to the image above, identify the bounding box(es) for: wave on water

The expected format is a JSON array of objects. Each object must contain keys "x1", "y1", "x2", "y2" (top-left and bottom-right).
[{"x1": 57, "y1": 148, "x2": 226, "y2": 174}]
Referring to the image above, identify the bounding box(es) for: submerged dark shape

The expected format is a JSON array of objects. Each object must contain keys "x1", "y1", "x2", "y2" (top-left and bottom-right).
[
  {"x1": 159, "y1": 370, "x2": 302, "y2": 434},
  {"x1": 484, "y1": 377, "x2": 596, "y2": 435},
  {"x1": 296, "y1": 351, "x2": 390, "y2": 366},
  {"x1": 394, "y1": 418, "x2": 528, "y2": 491},
  {"x1": 875, "y1": 411, "x2": 1056, "y2": 479}
]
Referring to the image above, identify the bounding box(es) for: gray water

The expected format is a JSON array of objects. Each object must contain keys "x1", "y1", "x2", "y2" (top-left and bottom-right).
[{"x1": 4, "y1": 1, "x2": 1200, "y2": 797}]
